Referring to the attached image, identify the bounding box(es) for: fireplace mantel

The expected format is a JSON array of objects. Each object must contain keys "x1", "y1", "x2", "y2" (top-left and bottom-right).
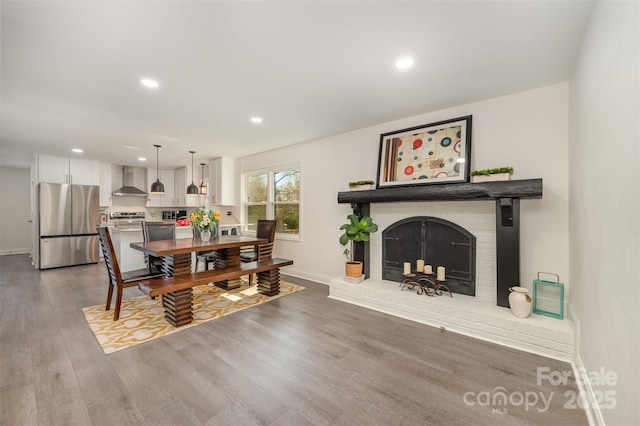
[
  {"x1": 337, "y1": 178, "x2": 542, "y2": 204},
  {"x1": 337, "y1": 178, "x2": 544, "y2": 308}
]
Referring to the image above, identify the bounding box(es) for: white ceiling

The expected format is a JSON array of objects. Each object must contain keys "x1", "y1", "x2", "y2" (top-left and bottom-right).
[{"x1": 1, "y1": 1, "x2": 594, "y2": 169}]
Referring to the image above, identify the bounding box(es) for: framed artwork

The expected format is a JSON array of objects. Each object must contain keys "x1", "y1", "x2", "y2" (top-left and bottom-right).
[{"x1": 376, "y1": 115, "x2": 472, "y2": 188}]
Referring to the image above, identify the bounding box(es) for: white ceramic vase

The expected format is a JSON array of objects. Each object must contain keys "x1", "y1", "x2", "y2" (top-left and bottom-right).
[
  {"x1": 508, "y1": 286, "x2": 532, "y2": 318},
  {"x1": 200, "y1": 229, "x2": 211, "y2": 242}
]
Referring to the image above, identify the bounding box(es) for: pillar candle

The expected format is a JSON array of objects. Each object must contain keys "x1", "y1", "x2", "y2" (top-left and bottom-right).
[
  {"x1": 437, "y1": 266, "x2": 446, "y2": 281},
  {"x1": 403, "y1": 262, "x2": 411, "y2": 275},
  {"x1": 424, "y1": 264, "x2": 433, "y2": 274},
  {"x1": 416, "y1": 259, "x2": 425, "y2": 272}
]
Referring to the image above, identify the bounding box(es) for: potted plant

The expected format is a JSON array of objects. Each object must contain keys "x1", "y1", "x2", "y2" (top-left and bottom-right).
[
  {"x1": 348, "y1": 180, "x2": 375, "y2": 191},
  {"x1": 339, "y1": 214, "x2": 378, "y2": 278},
  {"x1": 470, "y1": 166, "x2": 514, "y2": 183}
]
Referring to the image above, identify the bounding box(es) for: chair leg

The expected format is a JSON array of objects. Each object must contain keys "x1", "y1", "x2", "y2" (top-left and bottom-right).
[
  {"x1": 114, "y1": 287, "x2": 123, "y2": 321},
  {"x1": 106, "y1": 284, "x2": 114, "y2": 311}
]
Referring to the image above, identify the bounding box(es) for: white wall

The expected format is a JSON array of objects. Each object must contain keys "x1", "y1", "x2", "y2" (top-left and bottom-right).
[
  {"x1": 569, "y1": 1, "x2": 640, "y2": 424},
  {"x1": 240, "y1": 83, "x2": 570, "y2": 294},
  {"x1": 0, "y1": 167, "x2": 31, "y2": 255}
]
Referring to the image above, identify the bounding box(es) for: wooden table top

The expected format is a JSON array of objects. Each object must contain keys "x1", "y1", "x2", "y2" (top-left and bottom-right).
[{"x1": 130, "y1": 235, "x2": 267, "y2": 256}]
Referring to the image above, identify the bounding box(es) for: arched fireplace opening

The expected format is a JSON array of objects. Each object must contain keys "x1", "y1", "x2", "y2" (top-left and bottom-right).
[{"x1": 382, "y1": 216, "x2": 476, "y2": 296}]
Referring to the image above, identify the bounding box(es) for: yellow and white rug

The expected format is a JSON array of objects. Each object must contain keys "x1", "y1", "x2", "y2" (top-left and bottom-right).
[{"x1": 83, "y1": 281, "x2": 305, "y2": 354}]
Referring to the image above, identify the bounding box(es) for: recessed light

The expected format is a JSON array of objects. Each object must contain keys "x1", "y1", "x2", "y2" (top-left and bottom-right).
[
  {"x1": 395, "y1": 57, "x2": 414, "y2": 69},
  {"x1": 138, "y1": 157, "x2": 147, "y2": 162},
  {"x1": 141, "y1": 78, "x2": 160, "y2": 88},
  {"x1": 251, "y1": 117, "x2": 263, "y2": 124},
  {"x1": 72, "y1": 148, "x2": 83, "y2": 153}
]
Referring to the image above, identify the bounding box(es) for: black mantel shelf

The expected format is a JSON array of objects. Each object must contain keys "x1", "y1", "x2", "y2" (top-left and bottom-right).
[
  {"x1": 338, "y1": 178, "x2": 543, "y2": 309},
  {"x1": 337, "y1": 178, "x2": 542, "y2": 204}
]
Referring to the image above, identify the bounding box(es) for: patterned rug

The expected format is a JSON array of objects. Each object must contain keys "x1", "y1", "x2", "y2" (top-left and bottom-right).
[{"x1": 83, "y1": 281, "x2": 305, "y2": 354}]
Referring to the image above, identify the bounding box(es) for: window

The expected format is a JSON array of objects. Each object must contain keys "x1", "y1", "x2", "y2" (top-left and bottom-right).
[{"x1": 243, "y1": 165, "x2": 300, "y2": 239}]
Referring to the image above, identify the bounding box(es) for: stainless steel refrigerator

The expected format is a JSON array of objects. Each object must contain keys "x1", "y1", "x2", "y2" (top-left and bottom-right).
[{"x1": 38, "y1": 182, "x2": 100, "y2": 269}]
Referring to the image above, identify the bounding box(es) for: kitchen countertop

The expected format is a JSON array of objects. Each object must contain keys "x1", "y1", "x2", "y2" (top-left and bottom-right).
[{"x1": 109, "y1": 223, "x2": 242, "y2": 232}]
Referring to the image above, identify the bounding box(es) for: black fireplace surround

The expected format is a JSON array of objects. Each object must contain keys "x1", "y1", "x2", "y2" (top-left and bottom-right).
[{"x1": 383, "y1": 217, "x2": 476, "y2": 296}]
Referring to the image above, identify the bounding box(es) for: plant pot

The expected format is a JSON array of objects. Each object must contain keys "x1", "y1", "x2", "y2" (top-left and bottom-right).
[
  {"x1": 349, "y1": 184, "x2": 374, "y2": 191},
  {"x1": 345, "y1": 261, "x2": 363, "y2": 278},
  {"x1": 471, "y1": 173, "x2": 512, "y2": 183}
]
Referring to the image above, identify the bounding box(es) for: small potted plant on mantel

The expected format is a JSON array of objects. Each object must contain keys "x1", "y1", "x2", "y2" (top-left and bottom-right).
[
  {"x1": 348, "y1": 180, "x2": 375, "y2": 191},
  {"x1": 471, "y1": 166, "x2": 514, "y2": 183},
  {"x1": 339, "y1": 214, "x2": 378, "y2": 279}
]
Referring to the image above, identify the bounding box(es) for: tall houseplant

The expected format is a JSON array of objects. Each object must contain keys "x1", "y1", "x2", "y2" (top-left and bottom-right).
[{"x1": 339, "y1": 214, "x2": 378, "y2": 278}]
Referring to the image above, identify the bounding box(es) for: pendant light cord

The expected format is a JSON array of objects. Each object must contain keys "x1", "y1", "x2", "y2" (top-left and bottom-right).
[{"x1": 154, "y1": 144, "x2": 161, "y2": 180}]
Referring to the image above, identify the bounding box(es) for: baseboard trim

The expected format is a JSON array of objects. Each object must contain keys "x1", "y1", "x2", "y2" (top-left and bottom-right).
[
  {"x1": 0, "y1": 248, "x2": 31, "y2": 256},
  {"x1": 281, "y1": 268, "x2": 330, "y2": 285},
  {"x1": 572, "y1": 356, "x2": 606, "y2": 426}
]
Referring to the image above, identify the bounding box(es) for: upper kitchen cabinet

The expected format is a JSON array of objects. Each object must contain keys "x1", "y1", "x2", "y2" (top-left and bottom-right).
[
  {"x1": 176, "y1": 165, "x2": 203, "y2": 207},
  {"x1": 147, "y1": 168, "x2": 175, "y2": 207},
  {"x1": 209, "y1": 157, "x2": 236, "y2": 206},
  {"x1": 98, "y1": 163, "x2": 112, "y2": 206},
  {"x1": 35, "y1": 154, "x2": 99, "y2": 185}
]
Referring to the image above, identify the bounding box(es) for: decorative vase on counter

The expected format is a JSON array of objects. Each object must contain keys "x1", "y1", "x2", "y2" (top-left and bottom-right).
[
  {"x1": 200, "y1": 229, "x2": 211, "y2": 242},
  {"x1": 508, "y1": 286, "x2": 532, "y2": 318}
]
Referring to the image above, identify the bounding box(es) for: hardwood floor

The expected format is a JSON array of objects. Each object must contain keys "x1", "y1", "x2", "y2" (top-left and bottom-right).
[{"x1": 0, "y1": 254, "x2": 587, "y2": 425}]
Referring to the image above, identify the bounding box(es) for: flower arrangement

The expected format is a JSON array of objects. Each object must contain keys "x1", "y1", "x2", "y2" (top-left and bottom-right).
[{"x1": 190, "y1": 207, "x2": 221, "y2": 231}]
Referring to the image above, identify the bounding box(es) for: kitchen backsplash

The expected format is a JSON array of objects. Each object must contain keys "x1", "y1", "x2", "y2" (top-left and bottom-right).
[{"x1": 110, "y1": 196, "x2": 148, "y2": 209}]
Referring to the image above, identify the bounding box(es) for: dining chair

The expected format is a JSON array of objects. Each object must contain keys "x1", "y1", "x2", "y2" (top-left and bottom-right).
[
  {"x1": 240, "y1": 219, "x2": 277, "y2": 284},
  {"x1": 141, "y1": 221, "x2": 176, "y2": 274},
  {"x1": 97, "y1": 226, "x2": 165, "y2": 321}
]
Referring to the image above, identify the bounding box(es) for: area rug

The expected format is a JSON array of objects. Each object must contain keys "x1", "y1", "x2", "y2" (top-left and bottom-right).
[{"x1": 83, "y1": 281, "x2": 305, "y2": 354}]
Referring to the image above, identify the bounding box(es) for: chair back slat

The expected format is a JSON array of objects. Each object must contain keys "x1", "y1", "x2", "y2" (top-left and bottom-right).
[
  {"x1": 257, "y1": 242, "x2": 274, "y2": 261},
  {"x1": 97, "y1": 226, "x2": 122, "y2": 287}
]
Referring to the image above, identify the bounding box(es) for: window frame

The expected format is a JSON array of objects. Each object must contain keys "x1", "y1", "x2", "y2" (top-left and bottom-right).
[{"x1": 241, "y1": 162, "x2": 302, "y2": 242}]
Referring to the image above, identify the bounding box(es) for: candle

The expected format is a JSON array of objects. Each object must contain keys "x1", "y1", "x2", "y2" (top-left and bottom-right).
[
  {"x1": 416, "y1": 259, "x2": 425, "y2": 272},
  {"x1": 424, "y1": 264, "x2": 433, "y2": 274},
  {"x1": 437, "y1": 266, "x2": 446, "y2": 281},
  {"x1": 403, "y1": 262, "x2": 411, "y2": 275}
]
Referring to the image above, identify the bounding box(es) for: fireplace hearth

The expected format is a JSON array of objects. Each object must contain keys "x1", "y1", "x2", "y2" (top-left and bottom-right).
[{"x1": 383, "y1": 216, "x2": 476, "y2": 296}]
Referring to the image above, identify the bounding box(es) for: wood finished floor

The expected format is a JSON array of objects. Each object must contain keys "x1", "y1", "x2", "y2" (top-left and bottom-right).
[{"x1": 0, "y1": 254, "x2": 588, "y2": 425}]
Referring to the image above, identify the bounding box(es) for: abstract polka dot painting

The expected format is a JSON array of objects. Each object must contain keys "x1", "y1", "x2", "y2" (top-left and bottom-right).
[{"x1": 377, "y1": 116, "x2": 472, "y2": 187}]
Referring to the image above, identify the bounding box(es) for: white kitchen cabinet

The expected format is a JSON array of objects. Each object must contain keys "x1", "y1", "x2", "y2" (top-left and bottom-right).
[
  {"x1": 69, "y1": 159, "x2": 99, "y2": 185},
  {"x1": 37, "y1": 155, "x2": 69, "y2": 183},
  {"x1": 174, "y1": 167, "x2": 187, "y2": 207},
  {"x1": 209, "y1": 157, "x2": 236, "y2": 206},
  {"x1": 35, "y1": 154, "x2": 99, "y2": 185},
  {"x1": 98, "y1": 163, "x2": 112, "y2": 206},
  {"x1": 147, "y1": 168, "x2": 175, "y2": 207}
]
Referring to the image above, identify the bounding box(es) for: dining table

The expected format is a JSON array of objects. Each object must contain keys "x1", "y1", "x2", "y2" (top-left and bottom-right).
[
  {"x1": 130, "y1": 234, "x2": 267, "y2": 290},
  {"x1": 130, "y1": 234, "x2": 277, "y2": 327}
]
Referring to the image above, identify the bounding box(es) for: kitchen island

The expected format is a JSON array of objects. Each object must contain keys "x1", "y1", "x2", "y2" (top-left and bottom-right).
[{"x1": 107, "y1": 225, "x2": 194, "y2": 272}]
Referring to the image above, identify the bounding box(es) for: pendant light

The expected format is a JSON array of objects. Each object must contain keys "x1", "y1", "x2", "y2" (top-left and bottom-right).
[
  {"x1": 150, "y1": 144, "x2": 165, "y2": 194},
  {"x1": 186, "y1": 151, "x2": 199, "y2": 195},
  {"x1": 199, "y1": 163, "x2": 207, "y2": 195}
]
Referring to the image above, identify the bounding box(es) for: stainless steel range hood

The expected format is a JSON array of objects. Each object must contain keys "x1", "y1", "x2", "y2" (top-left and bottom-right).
[{"x1": 112, "y1": 166, "x2": 148, "y2": 197}]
